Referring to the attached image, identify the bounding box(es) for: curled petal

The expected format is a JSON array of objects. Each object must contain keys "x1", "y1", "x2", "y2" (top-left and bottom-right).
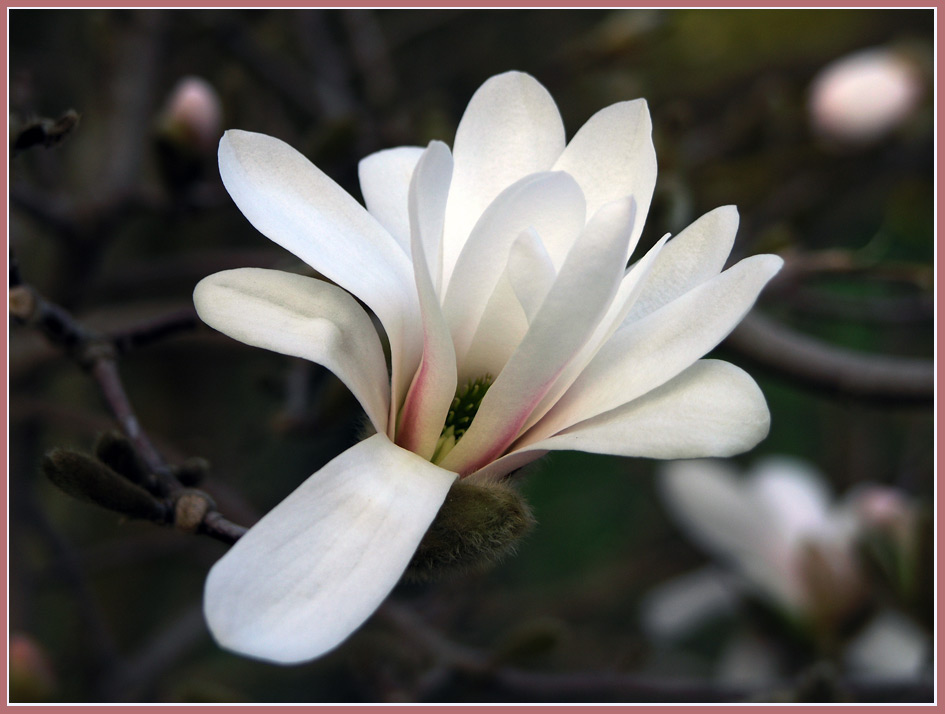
[
  {"x1": 204, "y1": 434, "x2": 457, "y2": 664},
  {"x1": 194, "y1": 268, "x2": 390, "y2": 434}
]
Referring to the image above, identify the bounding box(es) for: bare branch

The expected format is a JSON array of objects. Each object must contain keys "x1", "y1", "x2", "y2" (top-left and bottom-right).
[
  {"x1": 11, "y1": 271, "x2": 247, "y2": 544},
  {"x1": 378, "y1": 602, "x2": 933, "y2": 703},
  {"x1": 724, "y1": 312, "x2": 933, "y2": 405}
]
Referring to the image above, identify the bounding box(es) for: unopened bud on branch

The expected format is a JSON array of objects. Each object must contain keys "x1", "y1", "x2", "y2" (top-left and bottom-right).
[
  {"x1": 406, "y1": 479, "x2": 535, "y2": 581},
  {"x1": 42, "y1": 448, "x2": 166, "y2": 522}
]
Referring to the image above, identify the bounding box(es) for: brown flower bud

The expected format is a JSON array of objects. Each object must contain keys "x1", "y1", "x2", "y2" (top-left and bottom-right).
[
  {"x1": 405, "y1": 479, "x2": 535, "y2": 582},
  {"x1": 42, "y1": 448, "x2": 166, "y2": 522},
  {"x1": 93, "y1": 431, "x2": 149, "y2": 485}
]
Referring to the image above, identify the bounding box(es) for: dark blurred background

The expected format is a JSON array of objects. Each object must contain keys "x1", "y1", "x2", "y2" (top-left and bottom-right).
[{"x1": 9, "y1": 8, "x2": 934, "y2": 703}]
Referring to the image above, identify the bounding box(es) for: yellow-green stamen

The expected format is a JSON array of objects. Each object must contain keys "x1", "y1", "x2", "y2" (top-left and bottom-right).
[{"x1": 432, "y1": 375, "x2": 493, "y2": 463}]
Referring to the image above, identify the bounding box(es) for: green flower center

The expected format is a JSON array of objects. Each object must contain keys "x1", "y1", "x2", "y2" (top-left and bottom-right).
[{"x1": 432, "y1": 374, "x2": 493, "y2": 464}]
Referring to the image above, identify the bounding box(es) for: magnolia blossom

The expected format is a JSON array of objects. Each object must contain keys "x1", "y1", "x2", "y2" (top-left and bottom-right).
[
  {"x1": 194, "y1": 71, "x2": 782, "y2": 663},
  {"x1": 158, "y1": 76, "x2": 223, "y2": 154},
  {"x1": 808, "y1": 47, "x2": 923, "y2": 145},
  {"x1": 659, "y1": 457, "x2": 867, "y2": 624}
]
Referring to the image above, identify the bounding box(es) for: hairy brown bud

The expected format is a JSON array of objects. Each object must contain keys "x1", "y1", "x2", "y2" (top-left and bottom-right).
[
  {"x1": 173, "y1": 457, "x2": 211, "y2": 487},
  {"x1": 405, "y1": 479, "x2": 535, "y2": 582},
  {"x1": 42, "y1": 448, "x2": 165, "y2": 521},
  {"x1": 93, "y1": 431, "x2": 148, "y2": 484}
]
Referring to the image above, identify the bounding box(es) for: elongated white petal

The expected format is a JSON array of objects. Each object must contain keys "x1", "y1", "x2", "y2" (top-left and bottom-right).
[
  {"x1": 218, "y1": 131, "x2": 416, "y2": 330},
  {"x1": 358, "y1": 146, "x2": 425, "y2": 255},
  {"x1": 219, "y1": 130, "x2": 422, "y2": 417},
  {"x1": 472, "y1": 359, "x2": 770, "y2": 483},
  {"x1": 464, "y1": 447, "x2": 549, "y2": 485},
  {"x1": 538, "y1": 359, "x2": 771, "y2": 459},
  {"x1": 660, "y1": 456, "x2": 770, "y2": 562},
  {"x1": 532, "y1": 254, "x2": 783, "y2": 440},
  {"x1": 640, "y1": 566, "x2": 739, "y2": 642},
  {"x1": 748, "y1": 457, "x2": 838, "y2": 546},
  {"x1": 397, "y1": 142, "x2": 457, "y2": 459},
  {"x1": 460, "y1": 266, "x2": 529, "y2": 382},
  {"x1": 519, "y1": 230, "x2": 668, "y2": 435},
  {"x1": 443, "y1": 171, "x2": 585, "y2": 363},
  {"x1": 441, "y1": 198, "x2": 635, "y2": 475},
  {"x1": 204, "y1": 434, "x2": 457, "y2": 664},
  {"x1": 442, "y1": 71, "x2": 566, "y2": 282},
  {"x1": 194, "y1": 268, "x2": 390, "y2": 434},
  {"x1": 624, "y1": 206, "x2": 740, "y2": 323},
  {"x1": 553, "y1": 99, "x2": 656, "y2": 253},
  {"x1": 508, "y1": 228, "x2": 557, "y2": 323}
]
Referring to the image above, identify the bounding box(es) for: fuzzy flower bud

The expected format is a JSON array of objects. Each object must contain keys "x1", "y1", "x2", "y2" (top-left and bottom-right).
[
  {"x1": 9, "y1": 634, "x2": 56, "y2": 702},
  {"x1": 157, "y1": 76, "x2": 223, "y2": 155},
  {"x1": 808, "y1": 47, "x2": 923, "y2": 146}
]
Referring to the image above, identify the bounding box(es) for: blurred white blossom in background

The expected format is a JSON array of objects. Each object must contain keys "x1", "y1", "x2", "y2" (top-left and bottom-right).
[
  {"x1": 808, "y1": 46, "x2": 924, "y2": 146},
  {"x1": 644, "y1": 456, "x2": 929, "y2": 683}
]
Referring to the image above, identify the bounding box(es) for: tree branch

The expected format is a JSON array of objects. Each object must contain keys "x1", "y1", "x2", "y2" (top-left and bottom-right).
[
  {"x1": 377, "y1": 602, "x2": 932, "y2": 703},
  {"x1": 724, "y1": 312, "x2": 933, "y2": 405},
  {"x1": 10, "y1": 271, "x2": 247, "y2": 544}
]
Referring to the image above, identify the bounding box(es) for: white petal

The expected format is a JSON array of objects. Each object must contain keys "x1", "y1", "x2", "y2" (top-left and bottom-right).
[
  {"x1": 532, "y1": 253, "x2": 783, "y2": 440},
  {"x1": 464, "y1": 447, "x2": 548, "y2": 485},
  {"x1": 748, "y1": 457, "x2": 838, "y2": 546},
  {"x1": 358, "y1": 146, "x2": 425, "y2": 255},
  {"x1": 553, "y1": 99, "x2": 657, "y2": 252},
  {"x1": 518, "y1": 230, "x2": 669, "y2": 435},
  {"x1": 218, "y1": 131, "x2": 416, "y2": 337},
  {"x1": 204, "y1": 434, "x2": 457, "y2": 664},
  {"x1": 409, "y1": 141, "x2": 452, "y2": 295},
  {"x1": 440, "y1": 198, "x2": 635, "y2": 475},
  {"x1": 508, "y1": 228, "x2": 557, "y2": 323},
  {"x1": 538, "y1": 359, "x2": 771, "y2": 460},
  {"x1": 194, "y1": 268, "x2": 390, "y2": 434},
  {"x1": 443, "y1": 171, "x2": 585, "y2": 363},
  {"x1": 640, "y1": 566, "x2": 739, "y2": 642},
  {"x1": 624, "y1": 206, "x2": 740, "y2": 323},
  {"x1": 844, "y1": 611, "x2": 930, "y2": 679},
  {"x1": 442, "y1": 71, "x2": 566, "y2": 282},
  {"x1": 660, "y1": 457, "x2": 768, "y2": 561},
  {"x1": 396, "y1": 142, "x2": 457, "y2": 459}
]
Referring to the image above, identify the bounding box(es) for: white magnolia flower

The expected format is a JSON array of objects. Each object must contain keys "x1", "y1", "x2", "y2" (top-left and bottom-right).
[
  {"x1": 660, "y1": 457, "x2": 866, "y2": 625},
  {"x1": 194, "y1": 71, "x2": 782, "y2": 663}
]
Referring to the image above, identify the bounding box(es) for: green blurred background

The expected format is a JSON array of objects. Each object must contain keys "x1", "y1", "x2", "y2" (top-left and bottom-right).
[{"x1": 9, "y1": 8, "x2": 934, "y2": 703}]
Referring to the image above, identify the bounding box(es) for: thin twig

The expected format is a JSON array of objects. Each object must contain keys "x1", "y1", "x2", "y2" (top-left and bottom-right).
[
  {"x1": 110, "y1": 308, "x2": 201, "y2": 356},
  {"x1": 377, "y1": 602, "x2": 933, "y2": 703},
  {"x1": 11, "y1": 271, "x2": 247, "y2": 544}
]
